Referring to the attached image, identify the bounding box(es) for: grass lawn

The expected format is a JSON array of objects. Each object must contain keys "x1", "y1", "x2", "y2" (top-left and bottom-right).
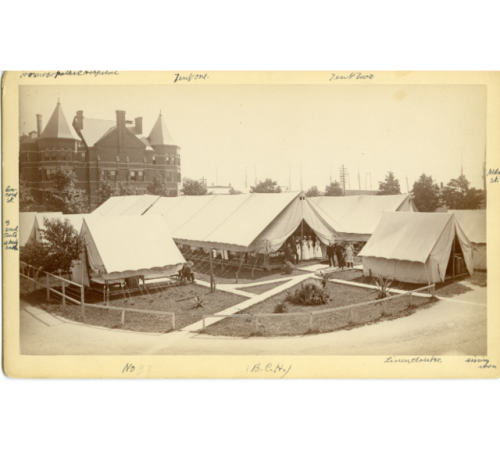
[
  {"x1": 237, "y1": 280, "x2": 289, "y2": 295},
  {"x1": 202, "y1": 279, "x2": 437, "y2": 338},
  {"x1": 195, "y1": 266, "x2": 310, "y2": 285},
  {"x1": 327, "y1": 268, "x2": 485, "y2": 297},
  {"x1": 21, "y1": 281, "x2": 248, "y2": 333}
]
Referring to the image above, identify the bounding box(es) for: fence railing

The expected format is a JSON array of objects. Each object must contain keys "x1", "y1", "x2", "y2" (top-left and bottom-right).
[
  {"x1": 201, "y1": 284, "x2": 436, "y2": 332},
  {"x1": 20, "y1": 263, "x2": 176, "y2": 330}
]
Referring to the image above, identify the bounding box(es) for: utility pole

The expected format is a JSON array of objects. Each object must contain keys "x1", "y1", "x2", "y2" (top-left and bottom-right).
[
  {"x1": 406, "y1": 176, "x2": 409, "y2": 194},
  {"x1": 289, "y1": 163, "x2": 291, "y2": 191},
  {"x1": 358, "y1": 163, "x2": 361, "y2": 191},
  {"x1": 339, "y1": 165, "x2": 348, "y2": 195}
]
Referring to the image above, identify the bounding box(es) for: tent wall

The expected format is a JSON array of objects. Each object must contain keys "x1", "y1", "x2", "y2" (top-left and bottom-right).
[
  {"x1": 472, "y1": 243, "x2": 487, "y2": 270},
  {"x1": 362, "y1": 257, "x2": 443, "y2": 284}
]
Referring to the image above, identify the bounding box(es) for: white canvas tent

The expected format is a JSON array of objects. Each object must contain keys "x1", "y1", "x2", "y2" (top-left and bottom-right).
[
  {"x1": 80, "y1": 215, "x2": 185, "y2": 285},
  {"x1": 358, "y1": 212, "x2": 474, "y2": 284},
  {"x1": 144, "y1": 192, "x2": 340, "y2": 253},
  {"x1": 19, "y1": 212, "x2": 40, "y2": 247},
  {"x1": 450, "y1": 210, "x2": 486, "y2": 270},
  {"x1": 311, "y1": 194, "x2": 417, "y2": 241},
  {"x1": 91, "y1": 194, "x2": 160, "y2": 217},
  {"x1": 94, "y1": 192, "x2": 341, "y2": 254}
]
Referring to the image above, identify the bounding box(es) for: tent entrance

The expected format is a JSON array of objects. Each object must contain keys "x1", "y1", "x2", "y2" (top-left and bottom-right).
[{"x1": 445, "y1": 234, "x2": 469, "y2": 279}]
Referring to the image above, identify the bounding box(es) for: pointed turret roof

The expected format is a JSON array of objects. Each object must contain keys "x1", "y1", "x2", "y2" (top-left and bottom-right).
[
  {"x1": 148, "y1": 112, "x2": 176, "y2": 146},
  {"x1": 40, "y1": 100, "x2": 80, "y2": 141}
]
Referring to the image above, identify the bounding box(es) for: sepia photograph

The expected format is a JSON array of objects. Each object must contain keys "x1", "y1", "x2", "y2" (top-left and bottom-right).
[{"x1": 3, "y1": 71, "x2": 499, "y2": 378}]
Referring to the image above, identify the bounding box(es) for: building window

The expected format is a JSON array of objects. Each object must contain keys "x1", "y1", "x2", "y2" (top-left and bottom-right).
[
  {"x1": 44, "y1": 152, "x2": 49, "y2": 162},
  {"x1": 143, "y1": 157, "x2": 147, "y2": 163},
  {"x1": 137, "y1": 171, "x2": 144, "y2": 182},
  {"x1": 109, "y1": 170, "x2": 116, "y2": 181},
  {"x1": 152, "y1": 156, "x2": 156, "y2": 165},
  {"x1": 177, "y1": 155, "x2": 181, "y2": 165},
  {"x1": 177, "y1": 172, "x2": 181, "y2": 182},
  {"x1": 81, "y1": 152, "x2": 86, "y2": 161},
  {"x1": 116, "y1": 156, "x2": 120, "y2": 162},
  {"x1": 97, "y1": 155, "x2": 101, "y2": 161},
  {"x1": 166, "y1": 172, "x2": 172, "y2": 182},
  {"x1": 100, "y1": 170, "x2": 106, "y2": 180},
  {"x1": 130, "y1": 171, "x2": 136, "y2": 181},
  {"x1": 126, "y1": 156, "x2": 130, "y2": 162}
]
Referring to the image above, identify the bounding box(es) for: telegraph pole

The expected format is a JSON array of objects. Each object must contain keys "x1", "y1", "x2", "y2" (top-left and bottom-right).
[
  {"x1": 406, "y1": 176, "x2": 409, "y2": 194},
  {"x1": 339, "y1": 165, "x2": 348, "y2": 195}
]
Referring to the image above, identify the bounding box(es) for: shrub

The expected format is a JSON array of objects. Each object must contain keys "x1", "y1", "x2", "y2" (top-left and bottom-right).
[
  {"x1": 284, "y1": 261, "x2": 294, "y2": 274},
  {"x1": 284, "y1": 280, "x2": 330, "y2": 306},
  {"x1": 274, "y1": 301, "x2": 288, "y2": 313}
]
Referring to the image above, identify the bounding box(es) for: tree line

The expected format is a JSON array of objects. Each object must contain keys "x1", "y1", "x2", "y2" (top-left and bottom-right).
[{"x1": 20, "y1": 168, "x2": 485, "y2": 214}]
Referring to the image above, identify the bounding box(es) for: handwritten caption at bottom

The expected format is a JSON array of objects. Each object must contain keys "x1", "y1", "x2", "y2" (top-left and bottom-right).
[
  {"x1": 247, "y1": 363, "x2": 292, "y2": 378},
  {"x1": 384, "y1": 356, "x2": 442, "y2": 364}
]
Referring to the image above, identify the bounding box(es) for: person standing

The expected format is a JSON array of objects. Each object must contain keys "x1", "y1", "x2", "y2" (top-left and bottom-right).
[
  {"x1": 335, "y1": 241, "x2": 345, "y2": 270},
  {"x1": 314, "y1": 237, "x2": 322, "y2": 259},
  {"x1": 307, "y1": 236, "x2": 314, "y2": 260},
  {"x1": 301, "y1": 237, "x2": 310, "y2": 261},
  {"x1": 295, "y1": 237, "x2": 302, "y2": 262},
  {"x1": 345, "y1": 242, "x2": 354, "y2": 269},
  {"x1": 326, "y1": 241, "x2": 335, "y2": 267}
]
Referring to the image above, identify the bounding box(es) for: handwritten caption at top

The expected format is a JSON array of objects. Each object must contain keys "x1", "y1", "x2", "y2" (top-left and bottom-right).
[
  {"x1": 330, "y1": 72, "x2": 374, "y2": 81},
  {"x1": 20, "y1": 70, "x2": 119, "y2": 79}
]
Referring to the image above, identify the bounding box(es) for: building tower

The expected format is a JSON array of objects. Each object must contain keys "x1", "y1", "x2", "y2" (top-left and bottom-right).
[{"x1": 148, "y1": 112, "x2": 181, "y2": 196}]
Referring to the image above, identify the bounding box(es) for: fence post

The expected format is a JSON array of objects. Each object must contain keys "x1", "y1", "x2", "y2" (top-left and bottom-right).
[
  {"x1": 121, "y1": 310, "x2": 125, "y2": 325},
  {"x1": 46, "y1": 273, "x2": 50, "y2": 300},
  {"x1": 202, "y1": 316, "x2": 206, "y2": 330},
  {"x1": 171, "y1": 313, "x2": 175, "y2": 330},
  {"x1": 62, "y1": 279, "x2": 66, "y2": 307},
  {"x1": 382, "y1": 301, "x2": 386, "y2": 316},
  {"x1": 309, "y1": 312, "x2": 313, "y2": 329},
  {"x1": 431, "y1": 284, "x2": 435, "y2": 297},
  {"x1": 409, "y1": 292, "x2": 413, "y2": 307},
  {"x1": 81, "y1": 285, "x2": 85, "y2": 318}
]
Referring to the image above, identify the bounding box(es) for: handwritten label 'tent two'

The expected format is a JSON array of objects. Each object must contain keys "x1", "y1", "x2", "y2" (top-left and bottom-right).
[{"x1": 330, "y1": 72, "x2": 374, "y2": 81}]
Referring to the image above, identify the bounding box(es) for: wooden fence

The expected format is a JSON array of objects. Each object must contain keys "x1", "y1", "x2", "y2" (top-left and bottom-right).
[
  {"x1": 20, "y1": 263, "x2": 176, "y2": 330},
  {"x1": 201, "y1": 284, "x2": 436, "y2": 332}
]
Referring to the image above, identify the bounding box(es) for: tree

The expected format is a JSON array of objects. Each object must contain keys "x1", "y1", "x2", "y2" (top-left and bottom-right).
[
  {"x1": 250, "y1": 178, "x2": 282, "y2": 193},
  {"x1": 305, "y1": 186, "x2": 320, "y2": 197},
  {"x1": 441, "y1": 174, "x2": 484, "y2": 209},
  {"x1": 411, "y1": 174, "x2": 441, "y2": 212},
  {"x1": 46, "y1": 168, "x2": 90, "y2": 213},
  {"x1": 147, "y1": 173, "x2": 170, "y2": 196},
  {"x1": 377, "y1": 171, "x2": 401, "y2": 195},
  {"x1": 181, "y1": 178, "x2": 208, "y2": 196},
  {"x1": 20, "y1": 175, "x2": 35, "y2": 211},
  {"x1": 19, "y1": 217, "x2": 85, "y2": 276},
  {"x1": 117, "y1": 182, "x2": 137, "y2": 196},
  {"x1": 41, "y1": 217, "x2": 85, "y2": 275},
  {"x1": 95, "y1": 179, "x2": 120, "y2": 205},
  {"x1": 324, "y1": 181, "x2": 343, "y2": 196}
]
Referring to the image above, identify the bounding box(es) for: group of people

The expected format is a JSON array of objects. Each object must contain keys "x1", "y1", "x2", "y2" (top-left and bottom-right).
[
  {"x1": 326, "y1": 241, "x2": 355, "y2": 269},
  {"x1": 283, "y1": 236, "x2": 323, "y2": 264}
]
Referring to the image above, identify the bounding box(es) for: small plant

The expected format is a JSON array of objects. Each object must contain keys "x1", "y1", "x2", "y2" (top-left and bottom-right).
[
  {"x1": 317, "y1": 271, "x2": 328, "y2": 289},
  {"x1": 284, "y1": 261, "x2": 294, "y2": 274},
  {"x1": 274, "y1": 301, "x2": 288, "y2": 313},
  {"x1": 192, "y1": 296, "x2": 205, "y2": 310},
  {"x1": 284, "y1": 280, "x2": 330, "y2": 306},
  {"x1": 372, "y1": 275, "x2": 394, "y2": 299}
]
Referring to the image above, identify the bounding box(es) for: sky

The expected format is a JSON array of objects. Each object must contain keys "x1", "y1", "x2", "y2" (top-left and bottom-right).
[{"x1": 19, "y1": 83, "x2": 486, "y2": 193}]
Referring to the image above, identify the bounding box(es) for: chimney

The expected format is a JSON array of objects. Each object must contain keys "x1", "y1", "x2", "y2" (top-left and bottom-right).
[
  {"x1": 116, "y1": 110, "x2": 126, "y2": 152},
  {"x1": 76, "y1": 110, "x2": 84, "y2": 130},
  {"x1": 135, "y1": 117, "x2": 143, "y2": 134},
  {"x1": 36, "y1": 114, "x2": 42, "y2": 137}
]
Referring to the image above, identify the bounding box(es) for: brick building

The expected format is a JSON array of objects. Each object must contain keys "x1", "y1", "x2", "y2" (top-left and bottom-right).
[{"x1": 19, "y1": 101, "x2": 181, "y2": 211}]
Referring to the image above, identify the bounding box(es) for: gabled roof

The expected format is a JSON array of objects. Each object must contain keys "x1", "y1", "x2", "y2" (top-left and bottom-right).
[
  {"x1": 449, "y1": 210, "x2": 486, "y2": 244},
  {"x1": 148, "y1": 113, "x2": 176, "y2": 146},
  {"x1": 40, "y1": 102, "x2": 80, "y2": 141},
  {"x1": 76, "y1": 118, "x2": 115, "y2": 147}
]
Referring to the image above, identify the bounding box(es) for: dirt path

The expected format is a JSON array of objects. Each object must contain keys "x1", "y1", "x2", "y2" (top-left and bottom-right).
[{"x1": 20, "y1": 290, "x2": 486, "y2": 355}]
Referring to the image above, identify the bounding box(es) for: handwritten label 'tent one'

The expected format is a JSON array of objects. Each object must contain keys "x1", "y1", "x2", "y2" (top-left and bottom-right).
[{"x1": 173, "y1": 73, "x2": 209, "y2": 83}]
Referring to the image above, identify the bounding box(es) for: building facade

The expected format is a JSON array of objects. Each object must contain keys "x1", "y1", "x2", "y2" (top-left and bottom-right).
[{"x1": 19, "y1": 101, "x2": 181, "y2": 211}]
